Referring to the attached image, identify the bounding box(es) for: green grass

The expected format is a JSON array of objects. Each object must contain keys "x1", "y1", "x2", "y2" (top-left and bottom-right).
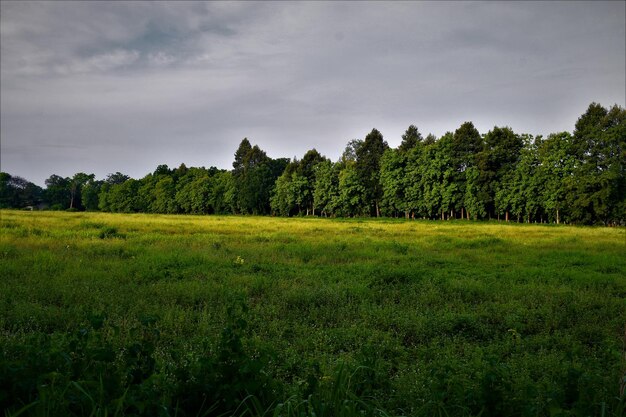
[{"x1": 1, "y1": 210, "x2": 625, "y2": 416}]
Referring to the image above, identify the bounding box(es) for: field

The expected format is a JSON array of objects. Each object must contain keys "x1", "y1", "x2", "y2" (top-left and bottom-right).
[{"x1": 1, "y1": 210, "x2": 625, "y2": 416}]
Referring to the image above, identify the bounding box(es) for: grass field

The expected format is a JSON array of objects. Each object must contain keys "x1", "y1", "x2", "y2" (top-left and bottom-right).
[{"x1": 1, "y1": 210, "x2": 625, "y2": 416}]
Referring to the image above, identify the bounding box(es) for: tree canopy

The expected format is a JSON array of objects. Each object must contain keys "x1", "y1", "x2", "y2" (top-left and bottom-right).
[{"x1": 2, "y1": 102, "x2": 624, "y2": 225}]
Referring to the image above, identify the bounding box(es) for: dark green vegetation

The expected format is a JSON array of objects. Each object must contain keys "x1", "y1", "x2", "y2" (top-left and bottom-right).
[
  {"x1": 1, "y1": 211, "x2": 625, "y2": 416},
  {"x1": 2, "y1": 102, "x2": 625, "y2": 225}
]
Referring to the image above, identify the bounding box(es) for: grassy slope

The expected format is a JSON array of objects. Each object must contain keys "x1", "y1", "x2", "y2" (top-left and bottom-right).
[{"x1": 1, "y1": 210, "x2": 625, "y2": 415}]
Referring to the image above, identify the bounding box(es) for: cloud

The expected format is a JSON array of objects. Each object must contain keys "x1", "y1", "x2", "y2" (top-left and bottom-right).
[{"x1": 1, "y1": 1, "x2": 624, "y2": 186}]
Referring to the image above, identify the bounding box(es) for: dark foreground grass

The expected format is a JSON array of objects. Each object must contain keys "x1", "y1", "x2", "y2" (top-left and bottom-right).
[{"x1": 1, "y1": 210, "x2": 625, "y2": 416}]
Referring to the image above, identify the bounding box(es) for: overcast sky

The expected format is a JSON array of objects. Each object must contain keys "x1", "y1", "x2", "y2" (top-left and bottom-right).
[{"x1": 1, "y1": 1, "x2": 624, "y2": 186}]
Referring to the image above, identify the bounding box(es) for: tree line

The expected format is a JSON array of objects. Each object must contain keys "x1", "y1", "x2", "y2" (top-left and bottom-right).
[{"x1": 1, "y1": 102, "x2": 624, "y2": 225}]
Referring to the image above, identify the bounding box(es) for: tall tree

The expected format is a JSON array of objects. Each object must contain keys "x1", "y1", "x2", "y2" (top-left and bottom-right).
[
  {"x1": 44, "y1": 175, "x2": 71, "y2": 210},
  {"x1": 336, "y1": 162, "x2": 366, "y2": 217},
  {"x1": 451, "y1": 122, "x2": 483, "y2": 218},
  {"x1": 479, "y1": 126, "x2": 523, "y2": 218},
  {"x1": 313, "y1": 160, "x2": 339, "y2": 217},
  {"x1": 567, "y1": 103, "x2": 626, "y2": 224},
  {"x1": 398, "y1": 125, "x2": 423, "y2": 153},
  {"x1": 68, "y1": 173, "x2": 95, "y2": 210},
  {"x1": 356, "y1": 128, "x2": 388, "y2": 217},
  {"x1": 0, "y1": 173, "x2": 42, "y2": 208}
]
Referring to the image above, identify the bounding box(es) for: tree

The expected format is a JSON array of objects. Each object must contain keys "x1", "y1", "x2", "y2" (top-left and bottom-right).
[
  {"x1": 44, "y1": 175, "x2": 71, "y2": 210},
  {"x1": 0, "y1": 173, "x2": 42, "y2": 208},
  {"x1": 232, "y1": 140, "x2": 269, "y2": 214},
  {"x1": 380, "y1": 148, "x2": 406, "y2": 217},
  {"x1": 107, "y1": 179, "x2": 141, "y2": 213},
  {"x1": 356, "y1": 128, "x2": 388, "y2": 217},
  {"x1": 567, "y1": 103, "x2": 626, "y2": 224},
  {"x1": 105, "y1": 172, "x2": 130, "y2": 185},
  {"x1": 398, "y1": 125, "x2": 423, "y2": 153},
  {"x1": 341, "y1": 139, "x2": 363, "y2": 163},
  {"x1": 69, "y1": 172, "x2": 95, "y2": 210},
  {"x1": 297, "y1": 149, "x2": 327, "y2": 215},
  {"x1": 313, "y1": 160, "x2": 339, "y2": 217},
  {"x1": 478, "y1": 126, "x2": 523, "y2": 218},
  {"x1": 538, "y1": 132, "x2": 575, "y2": 224},
  {"x1": 450, "y1": 122, "x2": 483, "y2": 218},
  {"x1": 233, "y1": 138, "x2": 252, "y2": 176},
  {"x1": 336, "y1": 162, "x2": 366, "y2": 217},
  {"x1": 81, "y1": 179, "x2": 103, "y2": 211},
  {"x1": 152, "y1": 176, "x2": 177, "y2": 213},
  {"x1": 211, "y1": 171, "x2": 236, "y2": 214}
]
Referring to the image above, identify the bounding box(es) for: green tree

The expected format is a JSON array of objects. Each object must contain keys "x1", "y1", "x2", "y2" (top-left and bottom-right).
[
  {"x1": 398, "y1": 124, "x2": 423, "y2": 153},
  {"x1": 297, "y1": 149, "x2": 327, "y2": 215},
  {"x1": 356, "y1": 128, "x2": 388, "y2": 217},
  {"x1": 538, "y1": 132, "x2": 576, "y2": 224},
  {"x1": 567, "y1": 103, "x2": 626, "y2": 224},
  {"x1": 107, "y1": 179, "x2": 141, "y2": 213},
  {"x1": 380, "y1": 148, "x2": 406, "y2": 217},
  {"x1": 68, "y1": 173, "x2": 95, "y2": 210},
  {"x1": 313, "y1": 160, "x2": 339, "y2": 217},
  {"x1": 81, "y1": 179, "x2": 103, "y2": 211},
  {"x1": 475, "y1": 126, "x2": 523, "y2": 219},
  {"x1": 44, "y1": 175, "x2": 71, "y2": 210},
  {"x1": 451, "y1": 122, "x2": 483, "y2": 218},
  {"x1": 0, "y1": 173, "x2": 42, "y2": 208},
  {"x1": 336, "y1": 162, "x2": 366, "y2": 217},
  {"x1": 211, "y1": 171, "x2": 236, "y2": 214},
  {"x1": 152, "y1": 176, "x2": 178, "y2": 213}
]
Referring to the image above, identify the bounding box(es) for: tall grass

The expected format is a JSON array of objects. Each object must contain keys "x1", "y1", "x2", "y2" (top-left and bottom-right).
[{"x1": 1, "y1": 210, "x2": 625, "y2": 416}]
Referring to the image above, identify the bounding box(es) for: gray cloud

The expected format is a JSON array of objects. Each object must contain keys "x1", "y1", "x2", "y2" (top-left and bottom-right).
[{"x1": 1, "y1": 1, "x2": 624, "y2": 185}]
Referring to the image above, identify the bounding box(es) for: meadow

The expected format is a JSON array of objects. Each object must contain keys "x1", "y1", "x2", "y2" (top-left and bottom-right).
[{"x1": 1, "y1": 210, "x2": 625, "y2": 416}]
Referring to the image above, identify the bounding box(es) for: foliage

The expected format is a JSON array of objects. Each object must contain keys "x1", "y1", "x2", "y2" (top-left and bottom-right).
[{"x1": 2, "y1": 102, "x2": 625, "y2": 225}]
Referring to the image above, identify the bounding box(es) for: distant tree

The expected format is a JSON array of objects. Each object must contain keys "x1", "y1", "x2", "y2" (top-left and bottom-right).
[
  {"x1": 44, "y1": 175, "x2": 71, "y2": 210},
  {"x1": 105, "y1": 172, "x2": 130, "y2": 185},
  {"x1": 464, "y1": 166, "x2": 486, "y2": 220},
  {"x1": 211, "y1": 171, "x2": 236, "y2": 214},
  {"x1": 566, "y1": 103, "x2": 626, "y2": 224},
  {"x1": 232, "y1": 139, "x2": 287, "y2": 215},
  {"x1": 538, "y1": 132, "x2": 576, "y2": 224},
  {"x1": 313, "y1": 160, "x2": 339, "y2": 217},
  {"x1": 341, "y1": 139, "x2": 363, "y2": 163},
  {"x1": 424, "y1": 133, "x2": 437, "y2": 145},
  {"x1": 233, "y1": 138, "x2": 253, "y2": 176},
  {"x1": 380, "y1": 148, "x2": 406, "y2": 217},
  {"x1": 478, "y1": 126, "x2": 523, "y2": 218},
  {"x1": 107, "y1": 179, "x2": 141, "y2": 213},
  {"x1": 356, "y1": 129, "x2": 388, "y2": 217},
  {"x1": 69, "y1": 172, "x2": 95, "y2": 210},
  {"x1": 450, "y1": 122, "x2": 483, "y2": 219},
  {"x1": 152, "y1": 176, "x2": 177, "y2": 213},
  {"x1": 81, "y1": 179, "x2": 103, "y2": 211},
  {"x1": 297, "y1": 149, "x2": 327, "y2": 215},
  {"x1": 336, "y1": 162, "x2": 366, "y2": 217},
  {"x1": 0, "y1": 173, "x2": 42, "y2": 208},
  {"x1": 398, "y1": 125, "x2": 423, "y2": 153}
]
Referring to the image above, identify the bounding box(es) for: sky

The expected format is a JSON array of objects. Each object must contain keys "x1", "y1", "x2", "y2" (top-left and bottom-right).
[{"x1": 1, "y1": 1, "x2": 624, "y2": 186}]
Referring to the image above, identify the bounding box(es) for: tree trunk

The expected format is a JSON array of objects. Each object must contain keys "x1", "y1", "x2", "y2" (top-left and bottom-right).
[
  {"x1": 505, "y1": 211, "x2": 509, "y2": 222},
  {"x1": 376, "y1": 201, "x2": 380, "y2": 218},
  {"x1": 461, "y1": 207, "x2": 464, "y2": 220},
  {"x1": 556, "y1": 208, "x2": 560, "y2": 225}
]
